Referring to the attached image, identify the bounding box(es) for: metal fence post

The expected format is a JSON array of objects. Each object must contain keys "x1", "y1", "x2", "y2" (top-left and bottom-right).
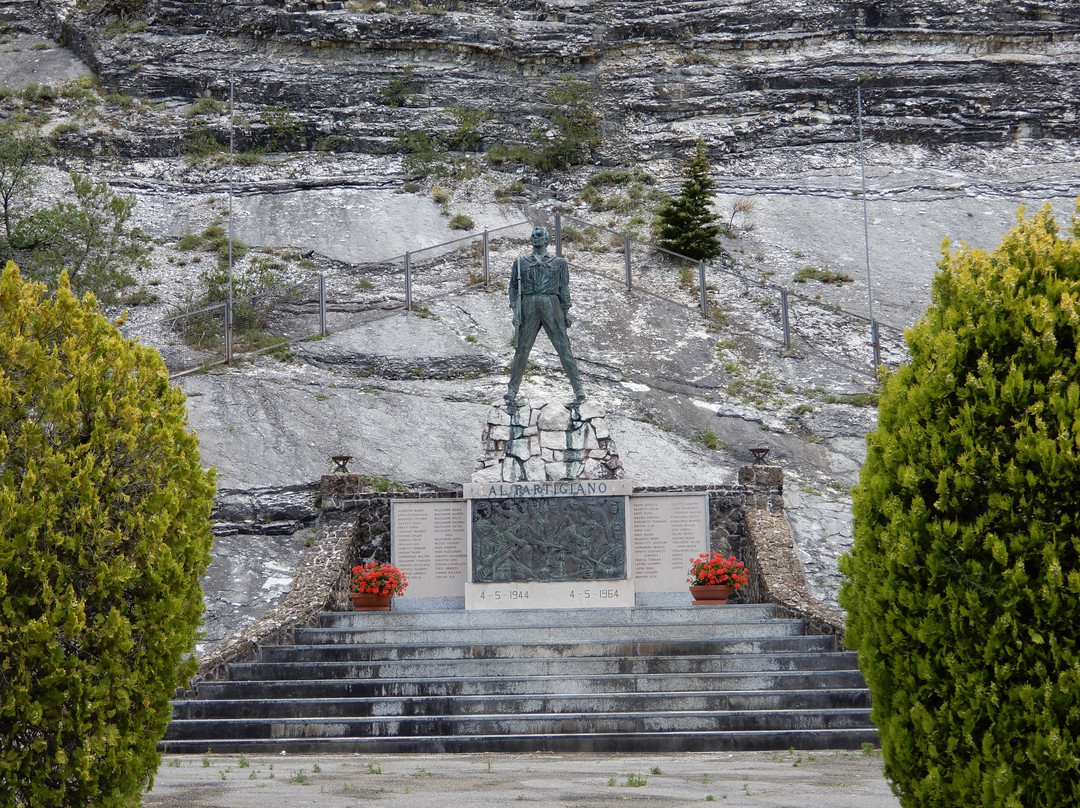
[
  {"x1": 698, "y1": 261, "x2": 708, "y2": 318},
  {"x1": 781, "y1": 289, "x2": 791, "y2": 350},
  {"x1": 624, "y1": 234, "x2": 632, "y2": 291},
  {"x1": 482, "y1": 229, "x2": 490, "y2": 285},
  {"x1": 554, "y1": 211, "x2": 562, "y2": 257},
  {"x1": 319, "y1": 274, "x2": 326, "y2": 336},
  {"x1": 404, "y1": 250, "x2": 412, "y2": 311},
  {"x1": 871, "y1": 319, "x2": 881, "y2": 369},
  {"x1": 225, "y1": 299, "x2": 233, "y2": 365}
]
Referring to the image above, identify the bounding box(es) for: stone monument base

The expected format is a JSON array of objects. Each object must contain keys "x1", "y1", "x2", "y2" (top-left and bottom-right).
[{"x1": 473, "y1": 398, "x2": 623, "y2": 482}]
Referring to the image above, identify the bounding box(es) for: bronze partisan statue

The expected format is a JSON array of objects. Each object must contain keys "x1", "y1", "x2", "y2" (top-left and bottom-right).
[{"x1": 505, "y1": 226, "x2": 586, "y2": 407}]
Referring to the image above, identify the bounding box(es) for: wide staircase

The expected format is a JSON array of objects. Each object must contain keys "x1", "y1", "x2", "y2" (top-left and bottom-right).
[{"x1": 164, "y1": 605, "x2": 876, "y2": 753}]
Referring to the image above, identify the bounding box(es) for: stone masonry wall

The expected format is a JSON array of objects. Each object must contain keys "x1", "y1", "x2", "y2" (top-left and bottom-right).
[
  {"x1": 192, "y1": 509, "x2": 354, "y2": 685},
  {"x1": 738, "y1": 466, "x2": 848, "y2": 640},
  {"x1": 474, "y1": 400, "x2": 623, "y2": 483}
]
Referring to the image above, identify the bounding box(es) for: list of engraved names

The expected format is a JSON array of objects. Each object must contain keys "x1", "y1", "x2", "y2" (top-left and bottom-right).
[
  {"x1": 391, "y1": 500, "x2": 467, "y2": 598},
  {"x1": 630, "y1": 494, "x2": 708, "y2": 592}
]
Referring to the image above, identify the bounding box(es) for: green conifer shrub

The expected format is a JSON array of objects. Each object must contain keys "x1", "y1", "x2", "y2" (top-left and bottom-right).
[
  {"x1": 655, "y1": 139, "x2": 722, "y2": 261},
  {"x1": 482, "y1": 80, "x2": 600, "y2": 173},
  {"x1": 839, "y1": 205, "x2": 1080, "y2": 807},
  {"x1": 533, "y1": 78, "x2": 600, "y2": 171},
  {"x1": 0, "y1": 129, "x2": 48, "y2": 247},
  {"x1": 0, "y1": 263, "x2": 216, "y2": 807},
  {"x1": 19, "y1": 171, "x2": 149, "y2": 306},
  {"x1": 447, "y1": 104, "x2": 490, "y2": 152}
]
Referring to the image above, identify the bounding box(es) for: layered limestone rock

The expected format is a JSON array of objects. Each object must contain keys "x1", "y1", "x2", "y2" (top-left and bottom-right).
[
  {"x1": 32, "y1": 0, "x2": 1080, "y2": 161},
  {"x1": 475, "y1": 398, "x2": 623, "y2": 482}
]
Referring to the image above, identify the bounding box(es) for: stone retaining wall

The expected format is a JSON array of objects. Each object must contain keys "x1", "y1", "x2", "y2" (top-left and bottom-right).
[
  {"x1": 743, "y1": 505, "x2": 847, "y2": 639},
  {"x1": 191, "y1": 510, "x2": 354, "y2": 686},
  {"x1": 193, "y1": 466, "x2": 845, "y2": 681},
  {"x1": 738, "y1": 465, "x2": 847, "y2": 638}
]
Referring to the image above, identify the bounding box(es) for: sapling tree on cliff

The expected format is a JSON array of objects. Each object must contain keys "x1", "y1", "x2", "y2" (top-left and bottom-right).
[
  {"x1": 0, "y1": 263, "x2": 216, "y2": 807},
  {"x1": 535, "y1": 78, "x2": 601, "y2": 171},
  {"x1": 21, "y1": 171, "x2": 149, "y2": 306},
  {"x1": 839, "y1": 205, "x2": 1080, "y2": 807},
  {"x1": 1, "y1": 156, "x2": 149, "y2": 306},
  {"x1": 655, "y1": 139, "x2": 722, "y2": 261},
  {"x1": 0, "y1": 128, "x2": 47, "y2": 247}
]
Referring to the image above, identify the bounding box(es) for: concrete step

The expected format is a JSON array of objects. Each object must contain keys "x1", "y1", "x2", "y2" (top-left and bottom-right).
[
  {"x1": 317, "y1": 604, "x2": 778, "y2": 629},
  {"x1": 164, "y1": 706, "x2": 875, "y2": 741},
  {"x1": 225, "y1": 651, "x2": 859, "y2": 682},
  {"x1": 166, "y1": 606, "x2": 875, "y2": 754},
  {"x1": 172, "y1": 688, "x2": 872, "y2": 720},
  {"x1": 160, "y1": 727, "x2": 882, "y2": 755},
  {"x1": 258, "y1": 635, "x2": 838, "y2": 663},
  {"x1": 193, "y1": 668, "x2": 869, "y2": 700},
  {"x1": 294, "y1": 619, "x2": 807, "y2": 646}
]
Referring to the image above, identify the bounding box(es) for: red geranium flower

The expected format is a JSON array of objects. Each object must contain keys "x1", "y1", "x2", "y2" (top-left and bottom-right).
[
  {"x1": 350, "y1": 562, "x2": 408, "y2": 596},
  {"x1": 687, "y1": 553, "x2": 749, "y2": 589}
]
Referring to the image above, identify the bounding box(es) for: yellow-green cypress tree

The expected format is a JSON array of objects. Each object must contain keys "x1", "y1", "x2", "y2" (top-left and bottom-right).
[
  {"x1": 840, "y1": 205, "x2": 1080, "y2": 807},
  {"x1": 0, "y1": 262, "x2": 215, "y2": 807}
]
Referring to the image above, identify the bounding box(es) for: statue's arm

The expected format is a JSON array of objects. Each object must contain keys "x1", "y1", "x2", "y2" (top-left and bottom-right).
[
  {"x1": 508, "y1": 258, "x2": 519, "y2": 307},
  {"x1": 509, "y1": 258, "x2": 522, "y2": 325},
  {"x1": 557, "y1": 258, "x2": 571, "y2": 313}
]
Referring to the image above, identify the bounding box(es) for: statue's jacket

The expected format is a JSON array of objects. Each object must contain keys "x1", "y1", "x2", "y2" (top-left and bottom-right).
[{"x1": 509, "y1": 254, "x2": 572, "y2": 317}]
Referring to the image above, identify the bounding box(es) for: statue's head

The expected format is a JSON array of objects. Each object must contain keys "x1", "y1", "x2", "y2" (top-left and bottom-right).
[{"x1": 530, "y1": 227, "x2": 550, "y2": 248}]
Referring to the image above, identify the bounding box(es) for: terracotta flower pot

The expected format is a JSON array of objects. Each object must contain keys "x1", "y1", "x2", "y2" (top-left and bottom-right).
[
  {"x1": 350, "y1": 592, "x2": 393, "y2": 611},
  {"x1": 689, "y1": 584, "x2": 732, "y2": 605}
]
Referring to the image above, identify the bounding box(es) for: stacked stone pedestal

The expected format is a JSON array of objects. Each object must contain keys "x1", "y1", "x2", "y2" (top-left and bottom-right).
[{"x1": 474, "y1": 399, "x2": 622, "y2": 483}]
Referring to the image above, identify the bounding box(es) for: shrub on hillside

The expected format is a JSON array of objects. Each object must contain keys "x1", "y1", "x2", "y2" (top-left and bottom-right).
[
  {"x1": 0, "y1": 263, "x2": 216, "y2": 807},
  {"x1": 16, "y1": 171, "x2": 149, "y2": 306},
  {"x1": 449, "y1": 213, "x2": 474, "y2": 230},
  {"x1": 840, "y1": 204, "x2": 1080, "y2": 806},
  {"x1": 483, "y1": 79, "x2": 600, "y2": 173},
  {"x1": 0, "y1": 129, "x2": 49, "y2": 247},
  {"x1": 533, "y1": 78, "x2": 600, "y2": 171}
]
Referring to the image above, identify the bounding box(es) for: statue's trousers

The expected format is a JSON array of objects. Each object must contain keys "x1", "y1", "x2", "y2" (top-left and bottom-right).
[{"x1": 507, "y1": 293, "x2": 583, "y2": 397}]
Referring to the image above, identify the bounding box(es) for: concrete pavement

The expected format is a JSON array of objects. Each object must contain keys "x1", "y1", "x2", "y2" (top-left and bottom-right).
[{"x1": 146, "y1": 749, "x2": 900, "y2": 807}]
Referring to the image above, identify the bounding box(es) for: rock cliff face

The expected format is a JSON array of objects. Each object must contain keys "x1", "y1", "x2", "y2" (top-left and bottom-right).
[{"x1": 43, "y1": 0, "x2": 1080, "y2": 161}]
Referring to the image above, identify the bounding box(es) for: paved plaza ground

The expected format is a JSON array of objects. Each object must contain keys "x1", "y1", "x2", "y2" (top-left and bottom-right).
[{"x1": 146, "y1": 750, "x2": 900, "y2": 807}]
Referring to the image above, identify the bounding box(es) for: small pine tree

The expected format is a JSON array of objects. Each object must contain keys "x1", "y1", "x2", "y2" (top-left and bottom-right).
[
  {"x1": 0, "y1": 128, "x2": 47, "y2": 245},
  {"x1": 0, "y1": 263, "x2": 216, "y2": 807},
  {"x1": 840, "y1": 205, "x2": 1080, "y2": 806},
  {"x1": 655, "y1": 139, "x2": 722, "y2": 261},
  {"x1": 21, "y1": 171, "x2": 149, "y2": 306}
]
